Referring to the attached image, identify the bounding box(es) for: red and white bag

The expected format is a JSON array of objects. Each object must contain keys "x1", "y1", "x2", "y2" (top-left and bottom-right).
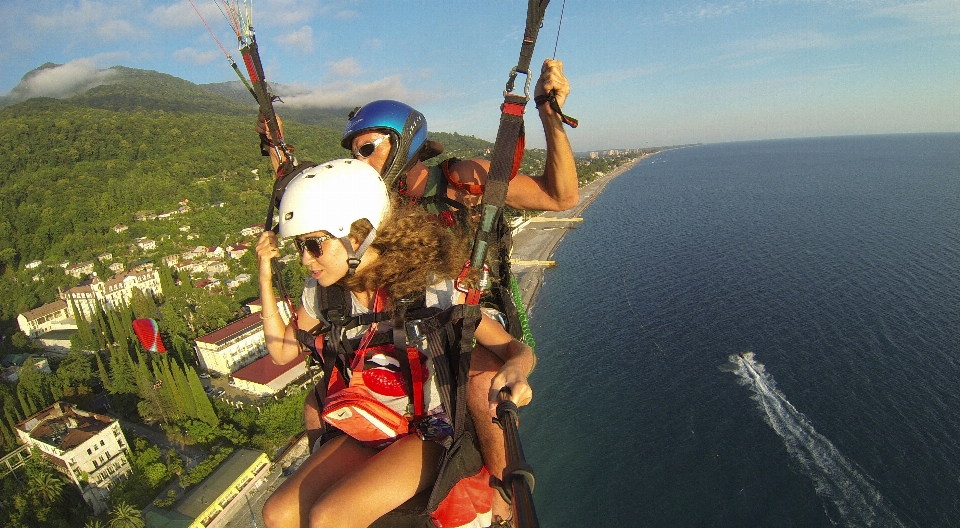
[{"x1": 322, "y1": 364, "x2": 411, "y2": 449}]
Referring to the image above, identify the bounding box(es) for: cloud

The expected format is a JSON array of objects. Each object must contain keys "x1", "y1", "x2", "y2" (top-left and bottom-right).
[
  {"x1": 724, "y1": 30, "x2": 837, "y2": 57},
  {"x1": 149, "y1": 1, "x2": 219, "y2": 31},
  {"x1": 871, "y1": 0, "x2": 960, "y2": 34},
  {"x1": 173, "y1": 47, "x2": 220, "y2": 66},
  {"x1": 31, "y1": 0, "x2": 105, "y2": 32},
  {"x1": 335, "y1": 10, "x2": 360, "y2": 20},
  {"x1": 278, "y1": 26, "x2": 315, "y2": 54},
  {"x1": 1, "y1": 59, "x2": 117, "y2": 102},
  {"x1": 257, "y1": 0, "x2": 320, "y2": 26},
  {"x1": 95, "y1": 18, "x2": 140, "y2": 43},
  {"x1": 327, "y1": 58, "x2": 361, "y2": 77},
  {"x1": 278, "y1": 75, "x2": 423, "y2": 108}
]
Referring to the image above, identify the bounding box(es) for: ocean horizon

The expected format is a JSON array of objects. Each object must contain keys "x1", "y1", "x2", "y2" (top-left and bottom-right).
[{"x1": 524, "y1": 133, "x2": 960, "y2": 527}]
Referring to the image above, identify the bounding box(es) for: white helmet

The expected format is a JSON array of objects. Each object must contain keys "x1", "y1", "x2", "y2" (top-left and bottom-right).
[{"x1": 277, "y1": 159, "x2": 389, "y2": 238}]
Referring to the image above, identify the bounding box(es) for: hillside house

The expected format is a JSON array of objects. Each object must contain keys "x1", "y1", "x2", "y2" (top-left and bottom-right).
[
  {"x1": 66, "y1": 261, "x2": 95, "y2": 279},
  {"x1": 240, "y1": 225, "x2": 263, "y2": 237}
]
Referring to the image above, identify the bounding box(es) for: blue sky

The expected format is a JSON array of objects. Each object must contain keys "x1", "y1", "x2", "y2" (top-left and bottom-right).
[{"x1": 1, "y1": 0, "x2": 958, "y2": 150}]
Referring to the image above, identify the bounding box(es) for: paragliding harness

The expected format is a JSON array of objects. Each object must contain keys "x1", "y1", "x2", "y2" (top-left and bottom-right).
[
  {"x1": 412, "y1": 159, "x2": 528, "y2": 346},
  {"x1": 295, "y1": 285, "x2": 492, "y2": 528}
]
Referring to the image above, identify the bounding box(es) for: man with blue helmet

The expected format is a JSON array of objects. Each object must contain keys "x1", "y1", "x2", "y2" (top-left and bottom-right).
[{"x1": 342, "y1": 60, "x2": 577, "y2": 212}]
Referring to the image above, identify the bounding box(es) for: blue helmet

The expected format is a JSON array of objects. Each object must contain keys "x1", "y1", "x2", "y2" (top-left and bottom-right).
[{"x1": 342, "y1": 100, "x2": 428, "y2": 184}]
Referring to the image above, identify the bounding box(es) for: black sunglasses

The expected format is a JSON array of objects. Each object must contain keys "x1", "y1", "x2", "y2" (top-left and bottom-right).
[
  {"x1": 294, "y1": 235, "x2": 335, "y2": 258},
  {"x1": 352, "y1": 135, "x2": 388, "y2": 159}
]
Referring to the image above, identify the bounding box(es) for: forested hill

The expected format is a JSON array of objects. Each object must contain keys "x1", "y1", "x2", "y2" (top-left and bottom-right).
[{"x1": 0, "y1": 64, "x2": 502, "y2": 329}]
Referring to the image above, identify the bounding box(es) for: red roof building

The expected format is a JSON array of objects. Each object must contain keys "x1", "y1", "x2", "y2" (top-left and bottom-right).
[{"x1": 231, "y1": 352, "x2": 309, "y2": 396}]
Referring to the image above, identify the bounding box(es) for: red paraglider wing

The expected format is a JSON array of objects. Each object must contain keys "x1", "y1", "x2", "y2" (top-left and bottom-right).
[{"x1": 132, "y1": 318, "x2": 167, "y2": 353}]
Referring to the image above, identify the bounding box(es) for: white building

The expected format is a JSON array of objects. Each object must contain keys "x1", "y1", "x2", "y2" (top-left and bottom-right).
[
  {"x1": 16, "y1": 402, "x2": 132, "y2": 515},
  {"x1": 17, "y1": 300, "x2": 72, "y2": 337},
  {"x1": 231, "y1": 352, "x2": 309, "y2": 396},
  {"x1": 195, "y1": 314, "x2": 271, "y2": 375},
  {"x1": 61, "y1": 267, "x2": 163, "y2": 319},
  {"x1": 135, "y1": 238, "x2": 156, "y2": 251},
  {"x1": 227, "y1": 242, "x2": 250, "y2": 259},
  {"x1": 240, "y1": 225, "x2": 263, "y2": 237},
  {"x1": 66, "y1": 261, "x2": 95, "y2": 279}
]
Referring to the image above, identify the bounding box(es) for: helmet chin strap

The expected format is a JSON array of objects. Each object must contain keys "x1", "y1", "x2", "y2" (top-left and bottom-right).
[{"x1": 340, "y1": 228, "x2": 377, "y2": 276}]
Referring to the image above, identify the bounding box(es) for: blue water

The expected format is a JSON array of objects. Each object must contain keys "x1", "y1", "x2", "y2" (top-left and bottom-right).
[{"x1": 523, "y1": 134, "x2": 960, "y2": 527}]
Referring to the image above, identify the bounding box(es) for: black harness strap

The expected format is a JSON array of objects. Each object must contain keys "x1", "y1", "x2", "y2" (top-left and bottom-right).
[{"x1": 471, "y1": 0, "x2": 551, "y2": 272}]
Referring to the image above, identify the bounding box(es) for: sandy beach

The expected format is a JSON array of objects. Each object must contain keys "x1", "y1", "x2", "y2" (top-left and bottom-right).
[{"x1": 510, "y1": 153, "x2": 655, "y2": 312}]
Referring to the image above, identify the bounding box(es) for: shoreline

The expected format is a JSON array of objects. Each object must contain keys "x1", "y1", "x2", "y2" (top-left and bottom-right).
[{"x1": 510, "y1": 152, "x2": 655, "y2": 313}]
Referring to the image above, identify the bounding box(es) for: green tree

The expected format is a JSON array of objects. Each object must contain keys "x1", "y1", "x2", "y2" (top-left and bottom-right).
[
  {"x1": 171, "y1": 358, "x2": 197, "y2": 419},
  {"x1": 183, "y1": 365, "x2": 217, "y2": 426},
  {"x1": 107, "y1": 501, "x2": 144, "y2": 528},
  {"x1": 94, "y1": 351, "x2": 111, "y2": 392},
  {"x1": 129, "y1": 288, "x2": 157, "y2": 320},
  {"x1": 29, "y1": 470, "x2": 65, "y2": 503},
  {"x1": 55, "y1": 351, "x2": 95, "y2": 399},
  {"x1": 71, "y1": 298, "x2": 95, "y2": 350},
  {"x1": 108, "y1": 346, "x2": 137, "y2": 395}
]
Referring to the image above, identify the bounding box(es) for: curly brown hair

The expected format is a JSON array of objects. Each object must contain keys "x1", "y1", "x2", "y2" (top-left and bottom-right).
[{"x1": 339, "y1": 201, "x2": 471, "y2": 299}]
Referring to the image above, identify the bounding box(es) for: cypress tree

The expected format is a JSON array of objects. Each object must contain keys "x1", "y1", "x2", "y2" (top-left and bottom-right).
[
  {"x1": 130, "y1": 288, "x2": 150, "y2": 320},
  {"x1": 171, "y1": 335, "x2": 191, "y2": 366},
  {"x1": 94, "y1": 351, "x2": 111, "y2": 392},
  {"x1": 134, "y1": 350, "x2": 153, "y2": 399},
  {"x1": 155, "y1": 356, "x2": 184, "y2": 420},
  {"x1": 186, "y1": 366, "x2": 218, "y2": 426},
  {"x1": 108, "y1": 346, "x2": 137, "y2": 395},
  {"x1": 3, "y1": 404, "x2": 22, "y2": 438},
  {"x1": 0, "y1": 410, "x2": 16, "y2": 447},
  {"x1": 120, "y1": 304, "x2": 135, "y2": 350},
  {"x1": 70, "y1": 299, "x2": 94, "y2": 349},
  {"x1": 145, "y1": 289, "x2": 159, "y2": 318},
  {"x1": 158, "y1": 265, "x2": 176, "y2": 299},
  {"x1": 18, "y1": 389, "x2": 36, "y2": 417},
  {"x1": 107, "y1": 309, "x2": 124, "y2": 349},
  {"x1": 171, "y1": 358, "x2": 197, "y2": 419},
  {"x1": 92, "y1": 299, "x2": 109, "y2": 350}
]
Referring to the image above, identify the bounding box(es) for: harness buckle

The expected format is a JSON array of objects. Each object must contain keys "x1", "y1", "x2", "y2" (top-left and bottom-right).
[
  {"x1": 503, "y1": 66, "x2": 531, "y2": 101},
  {"x1": 454, "y1": 260, "x2": 488, "y2": 306}
]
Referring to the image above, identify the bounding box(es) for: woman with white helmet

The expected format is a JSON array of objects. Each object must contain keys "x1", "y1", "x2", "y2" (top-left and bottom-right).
[{"x1": 255, "y1": 159, "x2": 534, "y2": 528}]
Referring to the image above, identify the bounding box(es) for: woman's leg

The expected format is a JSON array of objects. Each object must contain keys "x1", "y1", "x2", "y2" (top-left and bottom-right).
[
  {"x1": 263, "y1": 434, "x2": 376, "y2": 528},
  {"x1": 308, "y1": 434, "x2": 444, "y2": 528}
]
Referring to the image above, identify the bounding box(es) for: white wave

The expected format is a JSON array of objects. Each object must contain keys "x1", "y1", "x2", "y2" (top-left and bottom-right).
[{"x1": 730, "y1": 352, "x2": 907, "y2": 527}]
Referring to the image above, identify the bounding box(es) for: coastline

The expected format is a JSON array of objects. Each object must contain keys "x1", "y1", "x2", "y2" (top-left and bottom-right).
[{"x1": 510, "y1": 153, "x2": 654, "y2": 313}]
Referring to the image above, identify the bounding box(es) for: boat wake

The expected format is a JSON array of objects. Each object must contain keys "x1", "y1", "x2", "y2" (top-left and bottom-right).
[{"x1": 729, "y1": 352, "x2": 906, "y2": 527}]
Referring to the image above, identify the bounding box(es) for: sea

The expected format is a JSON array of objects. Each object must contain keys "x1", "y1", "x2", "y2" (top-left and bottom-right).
[{"x1": 523, "y1": 133, "x2": 960, "y2": 527}]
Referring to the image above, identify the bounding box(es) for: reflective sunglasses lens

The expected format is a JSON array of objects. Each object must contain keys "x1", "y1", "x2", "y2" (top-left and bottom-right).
[{"x1": 296, "y1": 238, "x2": 323, "y2": 257}]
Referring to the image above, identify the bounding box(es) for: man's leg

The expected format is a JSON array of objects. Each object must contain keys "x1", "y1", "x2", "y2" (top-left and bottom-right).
[{"x1": 468, "y1": 344, "x2": 512, "y2": 520}]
